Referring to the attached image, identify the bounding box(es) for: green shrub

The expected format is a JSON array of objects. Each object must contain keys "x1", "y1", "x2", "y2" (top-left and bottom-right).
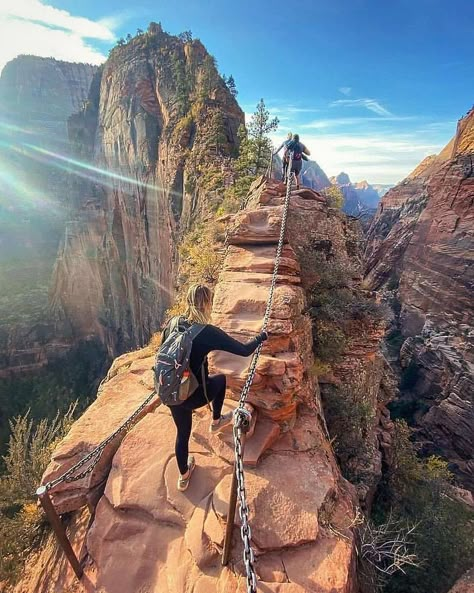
[
  {"x1": 373, "y1": 421, "x2": 474, "y2": 593},
  {"x1": 313, "y1": 320, "x2": 347, "y2": 362},
  {"x1": 307, "y1": 254, "x2": 387, "y2": 367},
  {"x1": 321, "y1": 185, "x2": 344, "y2": 209},
  {"x1": 0, "y1": 406, "x2": 76, "y2": 508},
  {"x1": 321, "y1": 384, "x2": 375, "y2": 482},
  {"x1": 0, "y1": 406, "x2": 76, "y2": 584}
]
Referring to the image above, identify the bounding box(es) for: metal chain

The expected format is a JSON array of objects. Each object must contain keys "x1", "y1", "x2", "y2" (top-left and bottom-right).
[
  {"x1": 232, "y1": 152, "x2": 294, "y2": 593},
  {"x1": 44, "y1": 390, "x2": 157, "y2": 492}
]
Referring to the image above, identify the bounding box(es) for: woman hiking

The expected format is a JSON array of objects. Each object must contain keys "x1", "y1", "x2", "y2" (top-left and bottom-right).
[{"x1": 160, "y1": 284, "x2": 268, "y2": 491}]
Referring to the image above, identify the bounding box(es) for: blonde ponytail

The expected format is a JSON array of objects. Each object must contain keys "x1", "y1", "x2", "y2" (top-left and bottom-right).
[{"x1": 184, "y1": 284, "x2": 212, "y2": 324}]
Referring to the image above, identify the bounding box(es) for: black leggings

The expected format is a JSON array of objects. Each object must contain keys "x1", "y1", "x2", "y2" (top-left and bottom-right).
[{"x1": 169, "y1": 374, "x2": 226, "y2": 474}]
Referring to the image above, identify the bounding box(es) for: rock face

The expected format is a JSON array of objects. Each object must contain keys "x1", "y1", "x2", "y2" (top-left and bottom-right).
[
  {"x1": 0, "y1": 56, "x2": 97, "y2": 375},
  {"x1": 364, "y1": 108, "x2": 474, "y2": 491},
  {"x1": 449, "y1": 567, "x2": 474, "y2": 593},
  {"x1": 49, "y1": 27, "x2": 243, "y2": 357},
  {"x1": 22, "y1": 179, "x2": 360, "y2": 593},
  {"x1": 301, "y1": 159, "x2": 332, "y2": 191}
]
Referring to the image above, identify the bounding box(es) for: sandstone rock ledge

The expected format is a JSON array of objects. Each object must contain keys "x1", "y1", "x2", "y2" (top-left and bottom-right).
[{"x1": 21, "y1": 180, "x2": 358, "y2": 593}]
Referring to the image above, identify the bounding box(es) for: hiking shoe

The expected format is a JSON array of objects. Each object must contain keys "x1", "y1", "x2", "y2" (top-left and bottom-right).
[
  {"x1": 177, "y1": 455, "x2": 195, "y2": 492},
  {"x1": 209, "y1": 412, "x2": 234, "y2": 434}
]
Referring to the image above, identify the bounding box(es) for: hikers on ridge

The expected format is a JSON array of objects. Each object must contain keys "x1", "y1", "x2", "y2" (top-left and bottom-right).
[
  {"x1": 158, "y1": 284, "x2": 267, "y2": 491},
  {"x1": 274, "y1": 133, "x2": 310, "y2": 189}
]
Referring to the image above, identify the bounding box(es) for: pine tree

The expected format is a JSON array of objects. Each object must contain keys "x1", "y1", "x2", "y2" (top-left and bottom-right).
[
  {"x1": 178, "y1": 30, "x2": 193, "y2": 43},
  {"x1": 247, "y1": 99, "x2": 279, "y2": 175},
  {"x1": 207, "y1": 111, "x2": 227, "y2": 153},
  {"x1": 200, "y1": 55, "x2": 218, "y2": 101},
  {"x1": 171, "y1": 50, "x2": 190, "y2": 116},
  {"x1": 126, "y1": 33, "x2": 132, "y2": 43},
  {"x1": 226, "y1": 75, "x2": 238, "y2": 97},
  {"x1": 117, "y1": 38, "x2": 126, "y2": 46},
  {"x1": 136, "y1": 28, "x2": 144, "y2": 36}
]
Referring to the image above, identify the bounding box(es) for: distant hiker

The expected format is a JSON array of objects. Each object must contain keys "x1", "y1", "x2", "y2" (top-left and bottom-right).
[
  {"x1": 274, "y1": 132, "x2": 293, "y2": 181},
  {"x1": 156, "y1": 284, "x2": 268, "y2": 491},
  {"x1": 285, "y1": 134, "x2": 310, "y2": 189}
]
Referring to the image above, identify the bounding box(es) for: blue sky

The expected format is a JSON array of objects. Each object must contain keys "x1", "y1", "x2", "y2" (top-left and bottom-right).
[{"x1": 1, "y1": 0, "x2": 473, "y2": 183}]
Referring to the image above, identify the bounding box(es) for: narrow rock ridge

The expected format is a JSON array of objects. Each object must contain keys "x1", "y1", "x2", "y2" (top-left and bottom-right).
[{"x1": 26, "y1": 179, "x2": 359, "y2": 593}]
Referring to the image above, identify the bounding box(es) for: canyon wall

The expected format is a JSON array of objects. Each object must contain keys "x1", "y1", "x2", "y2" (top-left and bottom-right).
[
  {"x1": 0, "y1": 56, "x2": 96, "y2": 375},
  {"x1": 49, "y1": 25, "x2": 244, "y2": 358},
  {"x1": 364, "y1": 108, "x2": 474, "y2": 491},
  {"x1": 0, "y1": 28, "x2": 244, "y2": 375},
  {"x1": 330, "y1": 173, "x2": 383, "y2": 216}
]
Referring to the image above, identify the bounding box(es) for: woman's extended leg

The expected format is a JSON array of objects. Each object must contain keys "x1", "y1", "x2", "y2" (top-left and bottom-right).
[
  {"x1": 207, "y1": 374, "x2": 226, "y2": 420},
  {"x1": 169, "y1": 405, "x2": 193, "y2": 475}
]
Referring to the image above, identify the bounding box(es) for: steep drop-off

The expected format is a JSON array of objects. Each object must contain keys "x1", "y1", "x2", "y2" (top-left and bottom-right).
[
  {"x1": 0, "y1": 56, "x2": 96, "y2": 375},
  {"x1": 364, "y1": 107, "x2": 474, "y2": 491}
]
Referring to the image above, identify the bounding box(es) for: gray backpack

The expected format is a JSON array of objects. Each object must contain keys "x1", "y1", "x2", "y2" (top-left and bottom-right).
[{"x1": 153, "y1": 317, "x2": 205, "y2": 406}]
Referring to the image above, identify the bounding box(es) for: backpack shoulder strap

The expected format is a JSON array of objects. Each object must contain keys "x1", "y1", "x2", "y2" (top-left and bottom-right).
[
  {"x1": 168, "y1": 316, "x2": 181, "y2": 334},
  {"x1": 188, "y1": 323, "x2": 206, "y2": 340}
]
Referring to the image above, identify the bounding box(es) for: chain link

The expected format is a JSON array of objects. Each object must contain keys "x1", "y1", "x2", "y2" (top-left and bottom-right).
[
  {"x1": 44, "y1": 390, "x2": 157, "y2": 492},
  {"x1": 232, "y1": 153, "x2": 294, "y2": 593}
]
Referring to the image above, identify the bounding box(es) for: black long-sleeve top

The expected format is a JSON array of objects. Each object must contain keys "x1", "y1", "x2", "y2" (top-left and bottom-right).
[{"x1": 162, "y1": 322, "x2": 262, "y2": 384}]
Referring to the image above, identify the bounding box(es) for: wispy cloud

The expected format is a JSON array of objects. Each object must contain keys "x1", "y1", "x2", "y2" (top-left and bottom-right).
[
  {"x1": 302, "y1": 115, "x2": 416, "y2": 129},
  {"x1": 338, "y1": 87, "x2": 352, "y2": 96},
  {"x1": 0, "y1": 0, "x2": 120, "y2": 72},
  {"x1": 331, "y1": 98, "x2": 393, "y2": 117}
]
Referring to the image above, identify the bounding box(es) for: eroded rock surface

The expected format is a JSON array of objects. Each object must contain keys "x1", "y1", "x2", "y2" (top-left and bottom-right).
[
  {"x1": 449, "y1": 567, "x2": 474, "y2": 593},
  {"x1": 50, "y1": 28, "x2": 244, "y2": 357}
]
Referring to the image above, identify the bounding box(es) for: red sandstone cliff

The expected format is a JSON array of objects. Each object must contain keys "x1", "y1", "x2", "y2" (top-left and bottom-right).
[
  {"x1": 49, "y1": 27, "x2": 244, "y2": 358},
  {"x1": 364, "y1": 107, "x2": 474, "y2": 491}
]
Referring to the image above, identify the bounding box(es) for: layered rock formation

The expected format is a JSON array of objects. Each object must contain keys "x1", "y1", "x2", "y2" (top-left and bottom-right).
[
  {"x1": 449, "y1": 567, "x2": 474, "y2": 593},
  {"x1": 18, "y1": 179, "x2": 362, "y2": 593},
  {"x1": 49, "y1": 25, "x2": 243, "y2": 357},
  {"x1": 0, "y1": 56, "x2": 96, "y2": 375},
  {"x1": 364, "y1": 107, "x2": 474, "y2": 491}
]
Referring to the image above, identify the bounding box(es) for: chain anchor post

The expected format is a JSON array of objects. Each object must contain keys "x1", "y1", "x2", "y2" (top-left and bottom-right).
[{"x1": 36, "y1": 486, "x2": 83, "y2": 579}]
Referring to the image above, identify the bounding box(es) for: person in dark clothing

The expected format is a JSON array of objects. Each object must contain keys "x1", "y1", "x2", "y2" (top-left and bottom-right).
[
  {"x1": 161, "y1": 284, "x2": 267, "y2": 491},
  {"x1": 286, "y1": 134, "x2": 310, "y2": 189}
]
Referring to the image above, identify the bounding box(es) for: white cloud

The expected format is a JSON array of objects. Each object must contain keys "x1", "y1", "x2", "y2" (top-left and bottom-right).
[
  {"x1": 331, "y1": 98, "x2": 393, "y2": 117},
  {"x1": 338, "y1": 87, "x2": 352, "y2": 96},
  {"x1": 0, "y1": 0, "x2": 117, "y2": 73}
]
